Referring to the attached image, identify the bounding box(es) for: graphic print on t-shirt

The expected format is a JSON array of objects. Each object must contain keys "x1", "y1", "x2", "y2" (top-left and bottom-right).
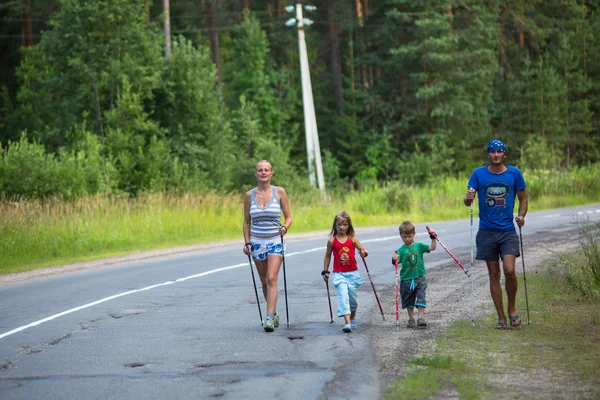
[
  {"x1": 338, "y1": 246, "x2": 351, "y2": 265},
  {"x1": 403, "y1": 249, "x2": 418, "y2": 269},
  {"x1": 484, "y1": 182, "x2": 509, "y2": 208}
]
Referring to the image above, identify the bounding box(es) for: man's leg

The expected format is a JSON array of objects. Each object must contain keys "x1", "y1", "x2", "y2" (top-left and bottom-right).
[
  {"x1": 486, "y1": 260, "x2": 506, "y2": 323},
  {"x1": 502, "y1": 254, "x2": 518, "y2": 318}
]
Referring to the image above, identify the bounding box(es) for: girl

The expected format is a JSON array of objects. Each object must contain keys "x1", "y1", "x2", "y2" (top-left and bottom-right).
[{"x1": 322, "y1": 211, "x2": 368, "y2": 332}]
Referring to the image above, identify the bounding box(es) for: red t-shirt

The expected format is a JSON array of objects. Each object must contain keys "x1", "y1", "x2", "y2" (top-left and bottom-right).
[{"x1": 332, "y1": 236, "x2": 359, "y2": 273}]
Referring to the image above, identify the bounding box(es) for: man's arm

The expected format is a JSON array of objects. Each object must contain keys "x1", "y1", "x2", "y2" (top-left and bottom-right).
[{"x1": 515, "y1": 189, "x2": 528, "y2": 227}]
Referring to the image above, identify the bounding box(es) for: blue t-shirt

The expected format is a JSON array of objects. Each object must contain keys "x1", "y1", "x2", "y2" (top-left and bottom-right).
[{"x1": 467, "y1": 165, "x2": 526, "y2": 231}]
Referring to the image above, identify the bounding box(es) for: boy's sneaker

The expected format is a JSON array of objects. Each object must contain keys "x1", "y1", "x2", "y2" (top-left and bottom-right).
[
  {"x1": 264, "y1": 316, "x2": 275, "y2": 332},
  {"x1": 342, "y1": 324, "x2": 352, "y2": 333},
  {"x1": 351, "y1": 319, "x2": 357, "y2": 329},
  {"x1": 407, "y1": 319, "x2": 416, "y2": 329},
  {"x1": 273, "y1": 313, "x2": 280, "y2": 328},
  {"x1": 417, "y1": 318, "x2": 427, "y2": 327}
]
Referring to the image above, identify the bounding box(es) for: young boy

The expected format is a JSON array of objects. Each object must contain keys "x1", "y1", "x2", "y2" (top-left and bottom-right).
[{"x1": 392, "y1": 221, "x2": 436, "y2": 328}]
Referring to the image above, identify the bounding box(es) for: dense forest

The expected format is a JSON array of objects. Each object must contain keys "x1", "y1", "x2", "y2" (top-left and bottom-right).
[{"x1": 0, "y1": 0, "x2": 598, "y2": 198}]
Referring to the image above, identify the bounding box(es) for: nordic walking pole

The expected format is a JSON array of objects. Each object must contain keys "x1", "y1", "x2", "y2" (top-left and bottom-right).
[
  {"x1": 360, "y1": 254, "x2": 386, "y2": 321},
  {"x1": 280, "y1": 234, "x2": 290, "y2": 328},
  {"x1": 325, "y1": 278, "x2": 334, "y2": 324},
  {"x1": 426, "y1": 227, "x2": 471, "y2": 277},
  {"x1": 394, "y1": 258, "x2": 400, "y2": 332},
  {"x1": 518, "y1": 226, "x2": 531, "y2": 326},
  {"x1": 246, "y1": 253, "x2": 264, "y2": 326},
  {"x1": 470, "y1": 193, "x2": 475, "y2": 327}
]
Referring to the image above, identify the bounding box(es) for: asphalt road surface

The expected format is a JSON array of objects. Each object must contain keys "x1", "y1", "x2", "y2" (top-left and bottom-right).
[{"x1": 1, "y1": 204, "x2": 599, "y2": 399}]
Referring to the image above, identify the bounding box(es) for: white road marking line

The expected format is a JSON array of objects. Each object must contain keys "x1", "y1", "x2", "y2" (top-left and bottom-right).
[
  {"x1": 0, "y1": 264, "x2": 244, "y2": 339},
  {"x1": 1, "y1": 243, "x2": 375, "y2": 340}
]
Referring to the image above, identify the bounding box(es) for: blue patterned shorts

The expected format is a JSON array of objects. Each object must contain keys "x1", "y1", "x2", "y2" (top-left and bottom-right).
[{"x1": 250, "y1": 236, "x2": 286, "y2": 261}]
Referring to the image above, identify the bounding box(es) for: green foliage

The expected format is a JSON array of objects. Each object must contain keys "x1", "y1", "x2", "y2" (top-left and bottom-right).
[
  {"x1": 0, "y1": 135, "x2": 105, "y2": 199},
  {"x1": 396, "y1": 139, "x2": 454, "y2": 185},
  {"x1": 224, "y1": 10, "x2": 279, "y2": 138},
  {"x1": 13, "y1": 0, "x2": 163, "y2": 145},
  {"x1": 153, "y1": 35, "x2": 234, "y2": 191},
  {"x1": 519, "y1": 135, "x2": 561, "y2": 171},
  {"x1": 1, "y1": 0, "x2": 599, "y2": 198},
  {"x1": 565, "y1": 220, "x2": 600, "y2": 299}
]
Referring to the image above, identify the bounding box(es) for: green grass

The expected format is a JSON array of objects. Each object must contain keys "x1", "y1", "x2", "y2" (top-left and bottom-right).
[
  {"x1": 383, "y1": 257, "x2": 600, "y2": 399},
  {"x1": 1, "y1": 165, "x2": 599, "y2": 274}
]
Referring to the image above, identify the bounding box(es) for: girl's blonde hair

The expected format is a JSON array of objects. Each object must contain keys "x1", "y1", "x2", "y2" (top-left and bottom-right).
[{"x1": 329, "y1": 211, "x2": 355, "y2": 237}]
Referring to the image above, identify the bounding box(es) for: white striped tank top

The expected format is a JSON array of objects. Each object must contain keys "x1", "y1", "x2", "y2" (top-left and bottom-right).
[{"x1": 249, "y1": 186, "x2": 282, "y2": 237}]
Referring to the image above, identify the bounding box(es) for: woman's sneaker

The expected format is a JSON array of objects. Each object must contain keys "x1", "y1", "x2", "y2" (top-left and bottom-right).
[
  {"x1": 351, "y1": 319, "x2": 357, "y2": 329},
  {"x1": 417, "y1": 318, "x2": 427, "y2": 327},
  {"x1": 342, "y1": 324, "x2": 352, "y2": 333},
  {"x1": 407, "y1": 319, "x2": 416, "y2": 329},
  {"x1": 264, "y1": 316, "x2": 275, "y2": 332},
  {"x1": 273, "y1": 313, "x2": 280, "y2": 328}
]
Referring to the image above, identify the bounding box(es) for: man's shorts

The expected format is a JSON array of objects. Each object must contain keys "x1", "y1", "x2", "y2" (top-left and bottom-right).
[
  {"x1": 250, "y1": 236, "x2": 285, "y2": 261},
  {"x1": 400, "y1": 275, "x2": 427, "y2": 309},
  {"x1": 476, "y1": 229, "x2": 520, "y2": 261}
]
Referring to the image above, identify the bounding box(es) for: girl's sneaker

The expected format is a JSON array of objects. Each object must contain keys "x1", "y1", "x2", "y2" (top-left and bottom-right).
[
  {"x1": 342, "y1": 324, "x2": 352, "y2": 333},
  {"x1": 350, "y1": 319, "x2": 357, "y2": 329},
  {"x1": 407, "y1": 319, "x2": 416, "y2": 328}
]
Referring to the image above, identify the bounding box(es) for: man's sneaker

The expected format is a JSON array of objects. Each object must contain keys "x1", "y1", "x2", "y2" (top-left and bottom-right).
[
  {"x1": 342, "y1": 324, "x2": 352, "y2": 333},
  {"x1": 273, "y1": 313, "x2": 280, "y2": 328},
  {"x1": 407, "y1": 319, "x2": 416, "y2": 329},
  {"x1": 417, "y1": 318, "x2": 427, "y2": 327},
  {"x1": 264, "y1": 317, "x2": 275, "y2": 332},
  {"x1": 351, "y1": 319, "x2": 357, "y2": 329}
]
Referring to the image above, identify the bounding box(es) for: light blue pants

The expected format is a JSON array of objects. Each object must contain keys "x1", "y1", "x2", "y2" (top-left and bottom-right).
[{"x1": 332, "y1": 271, "x2": 364, "y2": 317}]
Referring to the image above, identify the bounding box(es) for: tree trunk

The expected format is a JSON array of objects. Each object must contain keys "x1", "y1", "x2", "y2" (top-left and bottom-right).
[
  {"x1": 144, "y1": 0, "x2": 151, "y2": 23},
  {"x1": 163, "y1": 0, "x2": 172, "y2": 57},
  {"x1": 328, "y1": 0, "x2": 343, "y2": 115},
  {"x1": 354, "y1": 0, "x2": 363, "y2": 27},
  {"x1": 209, "y1": 0, "x2": 221, "y2": 87},
  {"x1": 25, "y1": 0, "x2": 33, "y2": 46},
  {"x1": 20, "y1": 15, "x2": 26, "y2": 47},
  {"x1": 540, "y1": 88, "x2": 545, "y2": 137}
]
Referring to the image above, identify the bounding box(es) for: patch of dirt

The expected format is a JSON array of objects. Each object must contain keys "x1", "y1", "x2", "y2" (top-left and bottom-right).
[{"x1": 366, "y1": 234, "x2": 583, "y2": 397}]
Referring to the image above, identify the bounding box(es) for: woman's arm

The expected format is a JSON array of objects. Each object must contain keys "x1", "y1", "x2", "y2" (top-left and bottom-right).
[
  {"x1": 278, "y1": 187, "x2": 292, "y2": 234},
  {"x1": 243, "y1": 191, "x2": 252, "y2": 251}
]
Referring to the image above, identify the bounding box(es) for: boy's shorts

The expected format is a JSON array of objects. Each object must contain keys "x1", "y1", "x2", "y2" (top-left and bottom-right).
[
  {"x1": 476, "y1": 229, "x2": 520, "y2": 261},
  {"x1": 400, "y1": 276, "x2": 427, "y2": 309},
  {"x1": 250, "y1": 235, "x2": 285, "y2": 261}
]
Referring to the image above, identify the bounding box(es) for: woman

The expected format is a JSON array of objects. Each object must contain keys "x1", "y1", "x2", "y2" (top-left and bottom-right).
[{"x1": 243, "y1": 160, "x2": 292, "y2": 332}]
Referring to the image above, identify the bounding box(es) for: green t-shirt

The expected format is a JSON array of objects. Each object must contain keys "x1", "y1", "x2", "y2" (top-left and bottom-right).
[{"x1": 396, "y1": 242, "x2": 430, "y2": 280}]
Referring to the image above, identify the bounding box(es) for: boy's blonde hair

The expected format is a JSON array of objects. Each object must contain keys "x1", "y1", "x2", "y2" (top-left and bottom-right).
[{"x1": 399, "y1": 220, "x2": 415, "y2": 235}]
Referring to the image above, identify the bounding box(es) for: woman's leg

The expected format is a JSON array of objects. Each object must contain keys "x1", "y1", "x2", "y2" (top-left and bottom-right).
[{"x1": 262, "y1": 254, "x2": 282, "y2": 315}]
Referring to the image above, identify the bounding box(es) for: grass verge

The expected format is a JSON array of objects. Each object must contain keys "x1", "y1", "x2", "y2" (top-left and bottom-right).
[{"x1": 383, "y1": 254, "x2": 600, "y2": 400}]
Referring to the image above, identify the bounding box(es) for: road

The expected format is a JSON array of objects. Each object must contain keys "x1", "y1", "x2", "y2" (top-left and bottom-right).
[{"x1": 1, "y1": 204, "x2": 599, "y2": 399}]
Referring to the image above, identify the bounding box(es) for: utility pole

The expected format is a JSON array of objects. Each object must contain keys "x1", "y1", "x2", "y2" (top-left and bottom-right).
[
  {"x1": 286, "y1": 4, "x2": 326, "y2": 195},
  {"x1": 163, "y1": 0, "x2": 172, "y2": 57}
]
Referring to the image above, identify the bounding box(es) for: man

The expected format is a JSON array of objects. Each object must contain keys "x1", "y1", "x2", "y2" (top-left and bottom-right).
[{"x1": 464, "y1": 139, "x2": 528, "y2": 329}]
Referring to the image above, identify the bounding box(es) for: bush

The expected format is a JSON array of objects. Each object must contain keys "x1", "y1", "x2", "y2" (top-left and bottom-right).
[
  {"x1": 0, "y1": 135, "x2": 105, "y2": 199},
  {"x1": 565, "y1": 219, "x2": 600, "y2": 299}
]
